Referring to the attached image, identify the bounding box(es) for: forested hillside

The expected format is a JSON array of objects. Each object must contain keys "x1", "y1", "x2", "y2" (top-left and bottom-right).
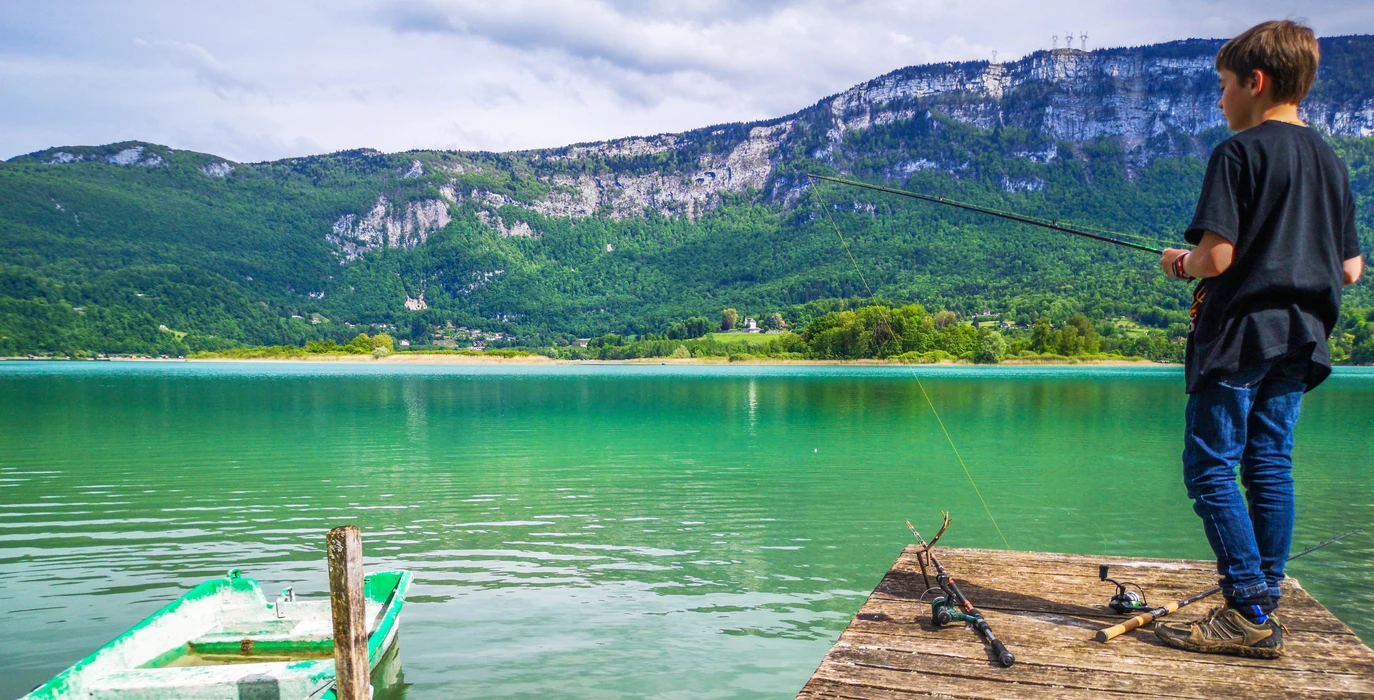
[{"x1": 3, "y1": 37, "x2": 1373, "y2": 358}]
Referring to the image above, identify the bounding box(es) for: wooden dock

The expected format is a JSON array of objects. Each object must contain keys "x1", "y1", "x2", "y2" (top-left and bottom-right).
[{"x1": 798, "y1": 546, "x2": 1374, "y2": 699}]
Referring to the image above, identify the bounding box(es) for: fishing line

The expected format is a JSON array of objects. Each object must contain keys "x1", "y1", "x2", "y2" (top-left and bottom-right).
[
  {"x1": 820, "y1": 200, "x2": 873, "y2": 296},
  {"x1": 818, "y1": 198, "x2": 1011, "y2": 550}
]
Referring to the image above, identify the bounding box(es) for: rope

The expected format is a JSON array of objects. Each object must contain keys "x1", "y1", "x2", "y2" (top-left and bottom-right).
[{"x1": 819, "y1": 199, "x2": 1011, "y2": 549}]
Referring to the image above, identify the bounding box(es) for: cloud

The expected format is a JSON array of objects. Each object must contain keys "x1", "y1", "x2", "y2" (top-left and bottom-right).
[
  {"x1": 2, "y1": 1, "x2": 1374, "y2": 161},
  {"x1": 380, "y1": 1, "x2": 737, "y2": 76},
  {"x1": 133, "y1": 38, "x2": 265, "y2": 99},
  {"x1": 471, "y1": 82, "x2": 522, "y2": 109}
]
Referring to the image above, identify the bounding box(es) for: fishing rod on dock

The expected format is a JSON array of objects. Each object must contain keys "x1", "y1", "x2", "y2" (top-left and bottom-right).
[
  {"x1": 806, "y1": 173, "x2": 1167, "y2": 255},
  {"x1": 1095, "y1": 527, "x2": 1365, "y2": 642},
  {"x1": 909, "y1": 513, "x2": 1015, "y2": 667}
]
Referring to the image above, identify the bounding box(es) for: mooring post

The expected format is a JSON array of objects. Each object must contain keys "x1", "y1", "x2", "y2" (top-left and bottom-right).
[{"x1": 327, "y1": 525, "x2": 370, "y2": 700}]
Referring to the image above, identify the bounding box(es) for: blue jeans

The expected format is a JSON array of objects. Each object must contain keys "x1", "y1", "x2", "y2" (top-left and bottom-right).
[{"x1": 1183, "y1": 363, "x2": 1305, "y2": 610}]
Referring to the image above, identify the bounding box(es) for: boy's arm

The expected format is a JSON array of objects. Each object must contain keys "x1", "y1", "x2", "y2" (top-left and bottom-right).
[
  {"x1": 1344, "y1": 255, "x2": 1364, "y2": 286},
  {"x1": 1160, "y1": 232, "x2": 1234, "y2": 279},
  {"x1": 1342, "y1": 190, "x2": 1362, "y2": 286}
]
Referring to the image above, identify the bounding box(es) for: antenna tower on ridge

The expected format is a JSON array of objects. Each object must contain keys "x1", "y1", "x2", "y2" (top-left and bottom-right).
[
  {"x1": 1052, "y1": 35, "x2": 1059, "y2": 49},
  {"x1": 1080, "y1": 32, "x2": 1089, "y2": 50}
]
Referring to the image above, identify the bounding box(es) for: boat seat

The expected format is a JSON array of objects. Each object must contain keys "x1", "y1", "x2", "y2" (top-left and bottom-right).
[
  {"x1": 191, "y1": 619, "x2": 333, "y2": 647},
  {"x1": 86, "y1": 660, "x2": 334, "y2": 700}
]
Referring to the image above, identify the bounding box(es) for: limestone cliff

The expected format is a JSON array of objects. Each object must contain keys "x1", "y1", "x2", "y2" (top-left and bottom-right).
[{"x1": 429, "y1": 36, "x2": 1374, "y2": 232}]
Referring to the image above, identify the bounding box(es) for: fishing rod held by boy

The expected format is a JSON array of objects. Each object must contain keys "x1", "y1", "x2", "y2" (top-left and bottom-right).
[{"x1": 805, "y1": 173, "x2": 1167, "y2": 254}]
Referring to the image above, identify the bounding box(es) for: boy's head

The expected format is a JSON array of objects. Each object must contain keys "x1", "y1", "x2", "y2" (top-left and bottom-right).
[{"x1": 1215, "y1": 20, "x2": 1319, "y2": 130}]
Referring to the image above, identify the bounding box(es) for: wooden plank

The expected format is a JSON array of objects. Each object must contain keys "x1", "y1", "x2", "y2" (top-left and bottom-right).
[
  {"x1": 798, "y1": 546, "x2": 1374, "y2": 699},
  {"x1": 851, "y1": 594, "x2": 1368, "y2": 649},
  {"x1": 840, "y1": 614, "x2": 1374, "y2": 673},
  {"x1": 328, "y1": 525, "x2": 370, "y2": 700},
  {"x1": 832, "y1": 633, "x2": 1374, "y2": 694},
  {"x1": 809, "y1": 660, "x2": 1149, "y2": 699},
  {"x1": 798, "y1": 679, "x2": 946, "y2": 699}
]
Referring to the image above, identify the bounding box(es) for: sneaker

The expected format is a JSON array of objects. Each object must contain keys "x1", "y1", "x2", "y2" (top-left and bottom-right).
[{"x1": 1154, "y1": 606, "x2": 1285, "y2": 659}]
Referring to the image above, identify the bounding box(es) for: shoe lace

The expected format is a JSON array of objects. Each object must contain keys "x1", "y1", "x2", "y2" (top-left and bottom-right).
[{"x1": 1193, "y1": 607, "x2": 1244, "y2": 641}]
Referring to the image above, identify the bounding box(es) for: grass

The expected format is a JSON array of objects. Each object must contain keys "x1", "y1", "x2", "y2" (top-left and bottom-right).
[
  {"x1": 1108, "y1": 318, "x2": 1153, "y2": 339},
  {"x1": 396, "y1": 348, "x2": 535, "y2": 357},
  {"x1": 190, "y1": 346, "x2": 537, "y2": 360},
  {"x1": 709, "y1": 331, "x2": 792, "y2": 344}
]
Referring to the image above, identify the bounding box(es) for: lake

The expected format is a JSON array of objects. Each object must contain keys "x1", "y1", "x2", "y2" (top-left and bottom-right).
[{"x1": 2, "y1": 362, "x2": 1371, "y2": 698}]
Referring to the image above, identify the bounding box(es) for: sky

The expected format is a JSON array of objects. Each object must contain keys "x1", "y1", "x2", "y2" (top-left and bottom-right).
[{"x1": 3, "y1": 1, "x2": 1373, "y2": 163}]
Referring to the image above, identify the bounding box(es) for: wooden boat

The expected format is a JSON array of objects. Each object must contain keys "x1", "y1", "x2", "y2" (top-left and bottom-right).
[{"x1": 23, "y1": 568, "x2": 412, "y2": 700}]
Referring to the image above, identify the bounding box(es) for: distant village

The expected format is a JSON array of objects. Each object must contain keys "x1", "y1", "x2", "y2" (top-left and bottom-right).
[{"x1": 430, "y1": 322, "x2": 508, "y2": 351}]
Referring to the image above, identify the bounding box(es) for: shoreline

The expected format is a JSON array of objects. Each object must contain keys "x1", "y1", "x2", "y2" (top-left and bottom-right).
[{"x1": 11, "y1": 354, "x2": 1177, "y2": 367}]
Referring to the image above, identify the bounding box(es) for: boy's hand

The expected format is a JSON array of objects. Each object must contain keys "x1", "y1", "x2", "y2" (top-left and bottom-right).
[{"x1": 1160, "y1": 248, "x2": 1189, "y2": 278}]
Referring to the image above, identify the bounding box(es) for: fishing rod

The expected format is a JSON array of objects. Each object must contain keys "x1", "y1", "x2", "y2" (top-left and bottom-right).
[
  {"x1": 807, "y1": 173, "x2": 1166, "y2": 255},
  {"x1": 1095, "y1": 527, "x2": 1365, "y2": 642},
  {"x1": 908, "y1": 514, "x2": 1015, "y2": 667}
]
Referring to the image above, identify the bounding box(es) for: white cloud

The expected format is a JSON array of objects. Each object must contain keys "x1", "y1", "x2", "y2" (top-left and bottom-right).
[
  {"x1": 133, "y1": 39, "x2": 266, "y2": 99},
  {"x1": 1, "y1": 0, "x2": 1372, "y2": 162}
]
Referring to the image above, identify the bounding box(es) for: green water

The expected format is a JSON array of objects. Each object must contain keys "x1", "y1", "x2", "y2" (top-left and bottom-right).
[{"x1": 2, "y1": 362, "x2": 1371, "y2": 698}]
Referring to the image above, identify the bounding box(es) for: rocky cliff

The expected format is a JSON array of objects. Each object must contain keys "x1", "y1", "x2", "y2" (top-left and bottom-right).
[
  {"x1": 398, "y1": 36, "x2": 1374, "y2": 229},
  {"x1": 4, "y1": 35, "x2": 1372, "y2": 353}
]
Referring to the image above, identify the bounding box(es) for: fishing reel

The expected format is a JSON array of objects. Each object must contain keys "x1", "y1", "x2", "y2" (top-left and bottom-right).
[
  {"x1": 1099, "y1": 564, "x2": 1150, "y2": 614},
  {"x1": 930, "y1": 596, "x2": 979, "y2": 627}
]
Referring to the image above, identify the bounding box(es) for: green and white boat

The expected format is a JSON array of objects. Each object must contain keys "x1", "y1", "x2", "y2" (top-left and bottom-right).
[{"x1": 23, "y1": 568, "x2": 412, "y2": 700}]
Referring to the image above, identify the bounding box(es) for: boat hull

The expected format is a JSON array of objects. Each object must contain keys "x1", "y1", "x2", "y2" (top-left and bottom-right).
[{"x1": 23, "y1": 570, "x2": 412, "y2": 700}]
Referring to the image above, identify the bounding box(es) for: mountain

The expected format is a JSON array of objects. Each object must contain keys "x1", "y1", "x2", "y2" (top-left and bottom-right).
[{"x1": 3, "y1": 37, "x2": 1373, "y2": 356}]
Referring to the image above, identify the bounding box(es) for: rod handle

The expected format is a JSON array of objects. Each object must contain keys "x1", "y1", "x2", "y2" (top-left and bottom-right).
[
  {"x1": 1095, "y1": 602, "x2": 1178, "y2": 642},
  {"x1": 991, "y1": 637, "x2": 1015, "y2": 667}
]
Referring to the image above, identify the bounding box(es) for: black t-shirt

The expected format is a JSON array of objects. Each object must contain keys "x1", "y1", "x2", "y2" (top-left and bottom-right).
[{"x1": 1184, "y1": 120, "x2": 1361, "y2": 393}]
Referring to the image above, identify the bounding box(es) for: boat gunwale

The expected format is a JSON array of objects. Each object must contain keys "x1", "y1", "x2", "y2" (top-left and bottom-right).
[
  {"x1": 22, "y1": 569, "x2": 413, "y2": 700},
  {"x1": 22, "y1": 575, "x2": 248, "y2": 699}
]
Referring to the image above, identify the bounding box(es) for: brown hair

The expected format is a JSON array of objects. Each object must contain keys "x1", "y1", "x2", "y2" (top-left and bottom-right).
[{"x1": 1216, "y1": 20, "x2": 1320, "y2": 104}]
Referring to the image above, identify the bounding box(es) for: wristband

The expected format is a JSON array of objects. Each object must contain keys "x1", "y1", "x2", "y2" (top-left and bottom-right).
[{"x1": 1172, "y1": 252, "x2": 1195, "y2": 281}]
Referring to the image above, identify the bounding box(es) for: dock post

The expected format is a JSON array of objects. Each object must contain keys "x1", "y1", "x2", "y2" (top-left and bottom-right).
[{"x1": 327, "y1": 525, "x2": 370, "y2": 700}]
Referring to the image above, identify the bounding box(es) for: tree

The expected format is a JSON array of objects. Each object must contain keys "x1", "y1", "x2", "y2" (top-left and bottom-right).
[
  {"x1": 342, "y1": 332, "x2": 393, "y2": 354},
  {"x1": 973, "y1": 330, "x2": 1007, "y2": 364},
  {"x1": 1031, "y1": 317, "x2": 1053, "y2": 352},
  {"x1": 1353, "y1": 335, "x2": 1374, "y2": 364},
  {"x1": 668, "y1": 316, "x2": 711, "y2": 339},
  {"x1": 722, "y1": 308, "x2": 738, "y2": 331},
  {"x1": 765, "y1": 312, "x2": 784, "y2": 330},
  {"x1": 1056, "y1": 324, "x2": 1082, "y2": 355},
  {"x1": 934, "y1": 310, "x2": 958, "y2": 329},
  {"x1": 588, "y1": 333, "x2": 623, "y2": 348},
  {"x1": 1064, "y1": 314, "x2": 1100, "y2": 354}
]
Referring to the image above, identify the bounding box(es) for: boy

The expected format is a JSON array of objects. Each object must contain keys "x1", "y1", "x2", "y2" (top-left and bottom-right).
[{"x1": 1154, "y1": 20, "x2": 1364, "y2": 658}]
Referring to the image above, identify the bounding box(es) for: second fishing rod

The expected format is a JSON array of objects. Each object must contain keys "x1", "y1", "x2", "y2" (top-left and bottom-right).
[
  {"x1": 909, "y1": 514, "x2": 1015, "y2": 667},
  {"x1": 806, "y1": 173, "x2": 1168, "y2": 255},
  {"x1": 1095, "y1": 527, "x2": 1365, "y2": 642}
]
